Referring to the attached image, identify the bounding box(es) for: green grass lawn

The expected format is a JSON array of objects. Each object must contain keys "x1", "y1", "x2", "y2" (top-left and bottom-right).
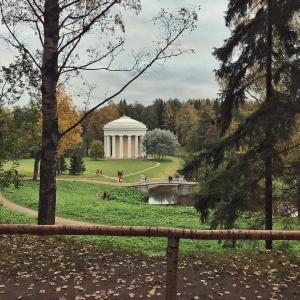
[
  {"x1": 1, "y1": 180, "x2": 215, "y2": 255},
  {"x1": 4, "y1": 156, "x2": 182, "y2": 183},
  {"x1": 2, "y1": 180, "x2": 300, "y2": 256},
  {"x1": 2, "y1": 155, "x2": 300, "y2": 256}
]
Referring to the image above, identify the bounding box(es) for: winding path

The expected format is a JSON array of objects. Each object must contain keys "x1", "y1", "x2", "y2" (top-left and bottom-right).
[
  {"x1": 0, "y1": 161, "x2": 162, "y2": 225},
  {"x1": 0, "y1": 193, "x2": 102, "y2": 226}
]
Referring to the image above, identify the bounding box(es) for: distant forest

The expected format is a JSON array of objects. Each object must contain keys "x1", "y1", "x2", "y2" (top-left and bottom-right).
[{"x1": 79, "y1": 98, "x2": 258, "y2": 155}]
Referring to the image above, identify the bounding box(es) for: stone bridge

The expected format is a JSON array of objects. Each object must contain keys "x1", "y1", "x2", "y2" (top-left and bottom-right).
[{"x1": 130, "y1": 176, "x2": 198, "y2": 196}]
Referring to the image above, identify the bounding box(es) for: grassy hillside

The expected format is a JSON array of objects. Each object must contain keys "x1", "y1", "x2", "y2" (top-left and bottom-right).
[
  {"x1": 4, "y1": 156, "x2": 182, "y2": 183},
  {"x1": 2, "y1": 180, "x2": 300, "y2": 256}
]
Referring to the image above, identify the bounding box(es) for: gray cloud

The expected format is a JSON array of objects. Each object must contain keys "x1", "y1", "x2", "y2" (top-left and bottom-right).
[
  {"x1": 0, "y1": 0, "x2": 230, "y2": 109},
  {"x1": 71, "y1": 0, "x2": 230, "y2": 109}
]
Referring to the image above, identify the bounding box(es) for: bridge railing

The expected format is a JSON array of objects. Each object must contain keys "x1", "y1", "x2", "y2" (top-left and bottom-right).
[
  {"x1": 1, "y1": 224, "x2": 300, "y2": 300},
  {"x1": 140, "y1": 176, "x2": 186, "y2": 184}
]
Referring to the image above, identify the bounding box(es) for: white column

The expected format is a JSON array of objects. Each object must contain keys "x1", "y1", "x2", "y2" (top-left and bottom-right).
[
  {"x1": 104, "y1": 135, "x2": 107, "y2": 157},
  {"x1": 112, "y1": 135, "x2": 116, "y2": 158},
  {"x1": 135, "y1": 135, "x2": 139, "y2": 158},
  {"x1": 127, "y1": 135, "x2": 132, "y2": 158},
  {"x1": 120, "y1": 135, "x2": 123, "y2": 158},
  {"x1": 106, "y1": 135, "x2": 111, "y2": 158},
  {"x1": 140, "y1": 135, "x2": 144, "y2": 157}
]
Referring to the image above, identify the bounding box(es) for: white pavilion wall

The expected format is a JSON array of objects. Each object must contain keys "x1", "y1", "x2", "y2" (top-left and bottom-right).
[{"x1": 113, "y1": 135, "x2": 137, "y2": 158}]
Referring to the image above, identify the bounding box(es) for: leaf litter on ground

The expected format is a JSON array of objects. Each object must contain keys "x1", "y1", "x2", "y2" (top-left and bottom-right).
[{"x1": 0, "y1": 235, "x2": 299, "y2": 299}]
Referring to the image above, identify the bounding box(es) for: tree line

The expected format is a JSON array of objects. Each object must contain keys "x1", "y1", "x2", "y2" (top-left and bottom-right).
[
  {"x1": 0, "y1": 96, "x2": 218, "y2": 160},
  {"x1": 81, "y1": 98, "x2": 223, "y2": 154}
]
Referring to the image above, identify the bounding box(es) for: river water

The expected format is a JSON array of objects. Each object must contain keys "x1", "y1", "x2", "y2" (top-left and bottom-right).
[
  {"x1": 146, "y1": 186, "x2": 299, "y2": 217},
  {"x1": 146, "y1": 185, "x2": 196, "y2": 206}
]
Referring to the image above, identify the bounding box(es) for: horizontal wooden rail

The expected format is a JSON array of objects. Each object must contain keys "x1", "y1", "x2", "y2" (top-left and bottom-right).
[
  {"x1": 1, "y1": 225, "x2": 300, "y2": 300},
  {"x1": 1, "y1": 224, "x2": 300, "y2": 240}
]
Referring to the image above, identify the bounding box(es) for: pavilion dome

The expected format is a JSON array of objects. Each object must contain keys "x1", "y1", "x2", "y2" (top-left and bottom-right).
[{"x1": 104, "y1": 116, "x2": 147, "y2": 130}]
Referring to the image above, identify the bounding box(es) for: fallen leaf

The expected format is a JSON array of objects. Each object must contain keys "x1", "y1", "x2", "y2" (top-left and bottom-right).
[
  {"x1": 148, "y1": 288, "x2": 156, "y2": 296},
  {"x1": 129, "y1": 293, "x2": 135, "y2": 298}
]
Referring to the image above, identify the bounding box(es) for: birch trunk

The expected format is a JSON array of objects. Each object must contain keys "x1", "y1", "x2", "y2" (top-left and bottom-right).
[{"x1": 38, "y1": 0, "x2": 60, "y2": 225}]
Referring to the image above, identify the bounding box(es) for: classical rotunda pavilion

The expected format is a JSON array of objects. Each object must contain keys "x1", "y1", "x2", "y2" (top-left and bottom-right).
[{"x1": 103, "y1": 116, "x2": 147, "y2": 159}]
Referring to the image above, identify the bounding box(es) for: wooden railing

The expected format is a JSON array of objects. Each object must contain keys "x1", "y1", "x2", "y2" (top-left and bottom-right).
[{"x1": 1, "y1": 224, "x2": 300, "y2": 300}]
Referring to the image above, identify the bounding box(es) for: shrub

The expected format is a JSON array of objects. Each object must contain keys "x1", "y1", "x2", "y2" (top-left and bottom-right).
[{"x1": 89, "y1": 140, "x2": 105, "y2": 160}]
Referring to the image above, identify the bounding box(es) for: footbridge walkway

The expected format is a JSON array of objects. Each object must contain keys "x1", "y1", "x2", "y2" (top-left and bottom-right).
[
  {"x1": 137, "y1": 176, "x2": 196, "y2": 185},
  {"x1": 130, "y1": 176, "x2": 198, "y2": 195}
]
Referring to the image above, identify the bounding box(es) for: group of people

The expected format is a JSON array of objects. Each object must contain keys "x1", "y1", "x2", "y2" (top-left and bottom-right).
[
  {"x1": 95, "y1": 168, "x2": 124, "y2": 182},
  {"x1": 96, "y1": 169, "x2": 103, "y2": 176},
  {"x1": 96, "y1": 169, "x2": 173, "y2": 184}
]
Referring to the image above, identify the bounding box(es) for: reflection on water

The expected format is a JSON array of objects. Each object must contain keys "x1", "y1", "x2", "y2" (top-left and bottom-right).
[
  {"x1": 147, "y1": 185, "x2": 196, "y2": 206},
  {"x1": 147, "y1": 186, "x2": 299, "y2": 216}
]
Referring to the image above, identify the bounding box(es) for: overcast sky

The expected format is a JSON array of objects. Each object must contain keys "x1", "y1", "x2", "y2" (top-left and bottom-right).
[
  {"x1": 70, "y1": 0, "x2": 230, "y2": 109},
  {"x1": 0, "y1": 0, "x2": 230, "y2": 109}
]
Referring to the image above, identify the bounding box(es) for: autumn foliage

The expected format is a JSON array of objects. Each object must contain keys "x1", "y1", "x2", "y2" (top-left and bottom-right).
[{"x1": 57, "y1": 84, "x2": 82, "y2": 158}]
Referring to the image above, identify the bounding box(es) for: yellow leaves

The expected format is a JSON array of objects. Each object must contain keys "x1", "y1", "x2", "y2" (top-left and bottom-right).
[
  {"x1": 84, "y1": 105, "x2": 119, "y2": 142},
  {"x1": 56, "y1": 84, "x2": 82, "y2": 156},
  {"x1": 31, "y1": 83, "x2": 82, "y2": 157}
]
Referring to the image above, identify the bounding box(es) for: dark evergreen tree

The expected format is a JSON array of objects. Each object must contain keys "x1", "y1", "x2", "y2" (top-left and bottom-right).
[
  {"x1": 152, "y1": 98, "x2": 165, "y2": 129},
  {"x1": 124, "y1": 103, "x2": 134, "y2": 119},
  {"x1": 186, "y1": 109, "x2": 216, "y2": 152},
  {"x1": 187, "y1": 99, "x2": 201, "y2": 111},
  {"x1": 168, "y1": 98, "x2": 182, "y2": 111},
  {"x1": 69, "y1": 154, "x2": 86, "y2": 175},
  {"x1": 183, "y1": 0, "x2": 300, "y2": 249},
  {"x1": 131, "y1": 102, "x2": 145, "y2": 121},
  {"x1": 118, "y1": 100, "x2": 129, "y2": 117},
  {"x1": 59, "y1": 156, "x2": 68, "y2": 173},
  {"x1": 212, "y1": 99, "x2": 220, "y2": 116},
  {"x1": 162, "y1": 101, "x2": 176, "y2": 133},
  {"x1": 140, "y1": 105, "x2": 158, "y2": 130}
]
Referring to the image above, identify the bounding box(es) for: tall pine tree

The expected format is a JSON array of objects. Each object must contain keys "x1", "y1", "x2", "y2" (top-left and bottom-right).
[{"x1": 184, "y1": 0, "x2": 300, "y2": 249}]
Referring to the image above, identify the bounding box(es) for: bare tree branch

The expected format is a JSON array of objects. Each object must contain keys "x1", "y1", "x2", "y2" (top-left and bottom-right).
[
  {"x1": 0, "y1": 6, "x2": 41, "y2": 71},
  {"x1": 25, "y1": 0, "x2": 44, "y2": 24},
  {"x1": 60, "y1": 7, "x2": 198, "y2": 138}
]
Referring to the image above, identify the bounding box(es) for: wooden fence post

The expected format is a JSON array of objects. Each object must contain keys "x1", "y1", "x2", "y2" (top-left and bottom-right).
[{"x1": 165, "y1": 237, "x2": 180, "y2": 300}]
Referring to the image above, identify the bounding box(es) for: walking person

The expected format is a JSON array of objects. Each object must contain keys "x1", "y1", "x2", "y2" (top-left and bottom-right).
[{"x1": 118, "y1": 170, "x2": 122, "y2": 182}]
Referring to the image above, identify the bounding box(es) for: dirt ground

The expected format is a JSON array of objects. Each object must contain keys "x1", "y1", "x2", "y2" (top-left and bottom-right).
[{"x1": 0, "y1": 235, "x2": 299, "y2": 300}]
